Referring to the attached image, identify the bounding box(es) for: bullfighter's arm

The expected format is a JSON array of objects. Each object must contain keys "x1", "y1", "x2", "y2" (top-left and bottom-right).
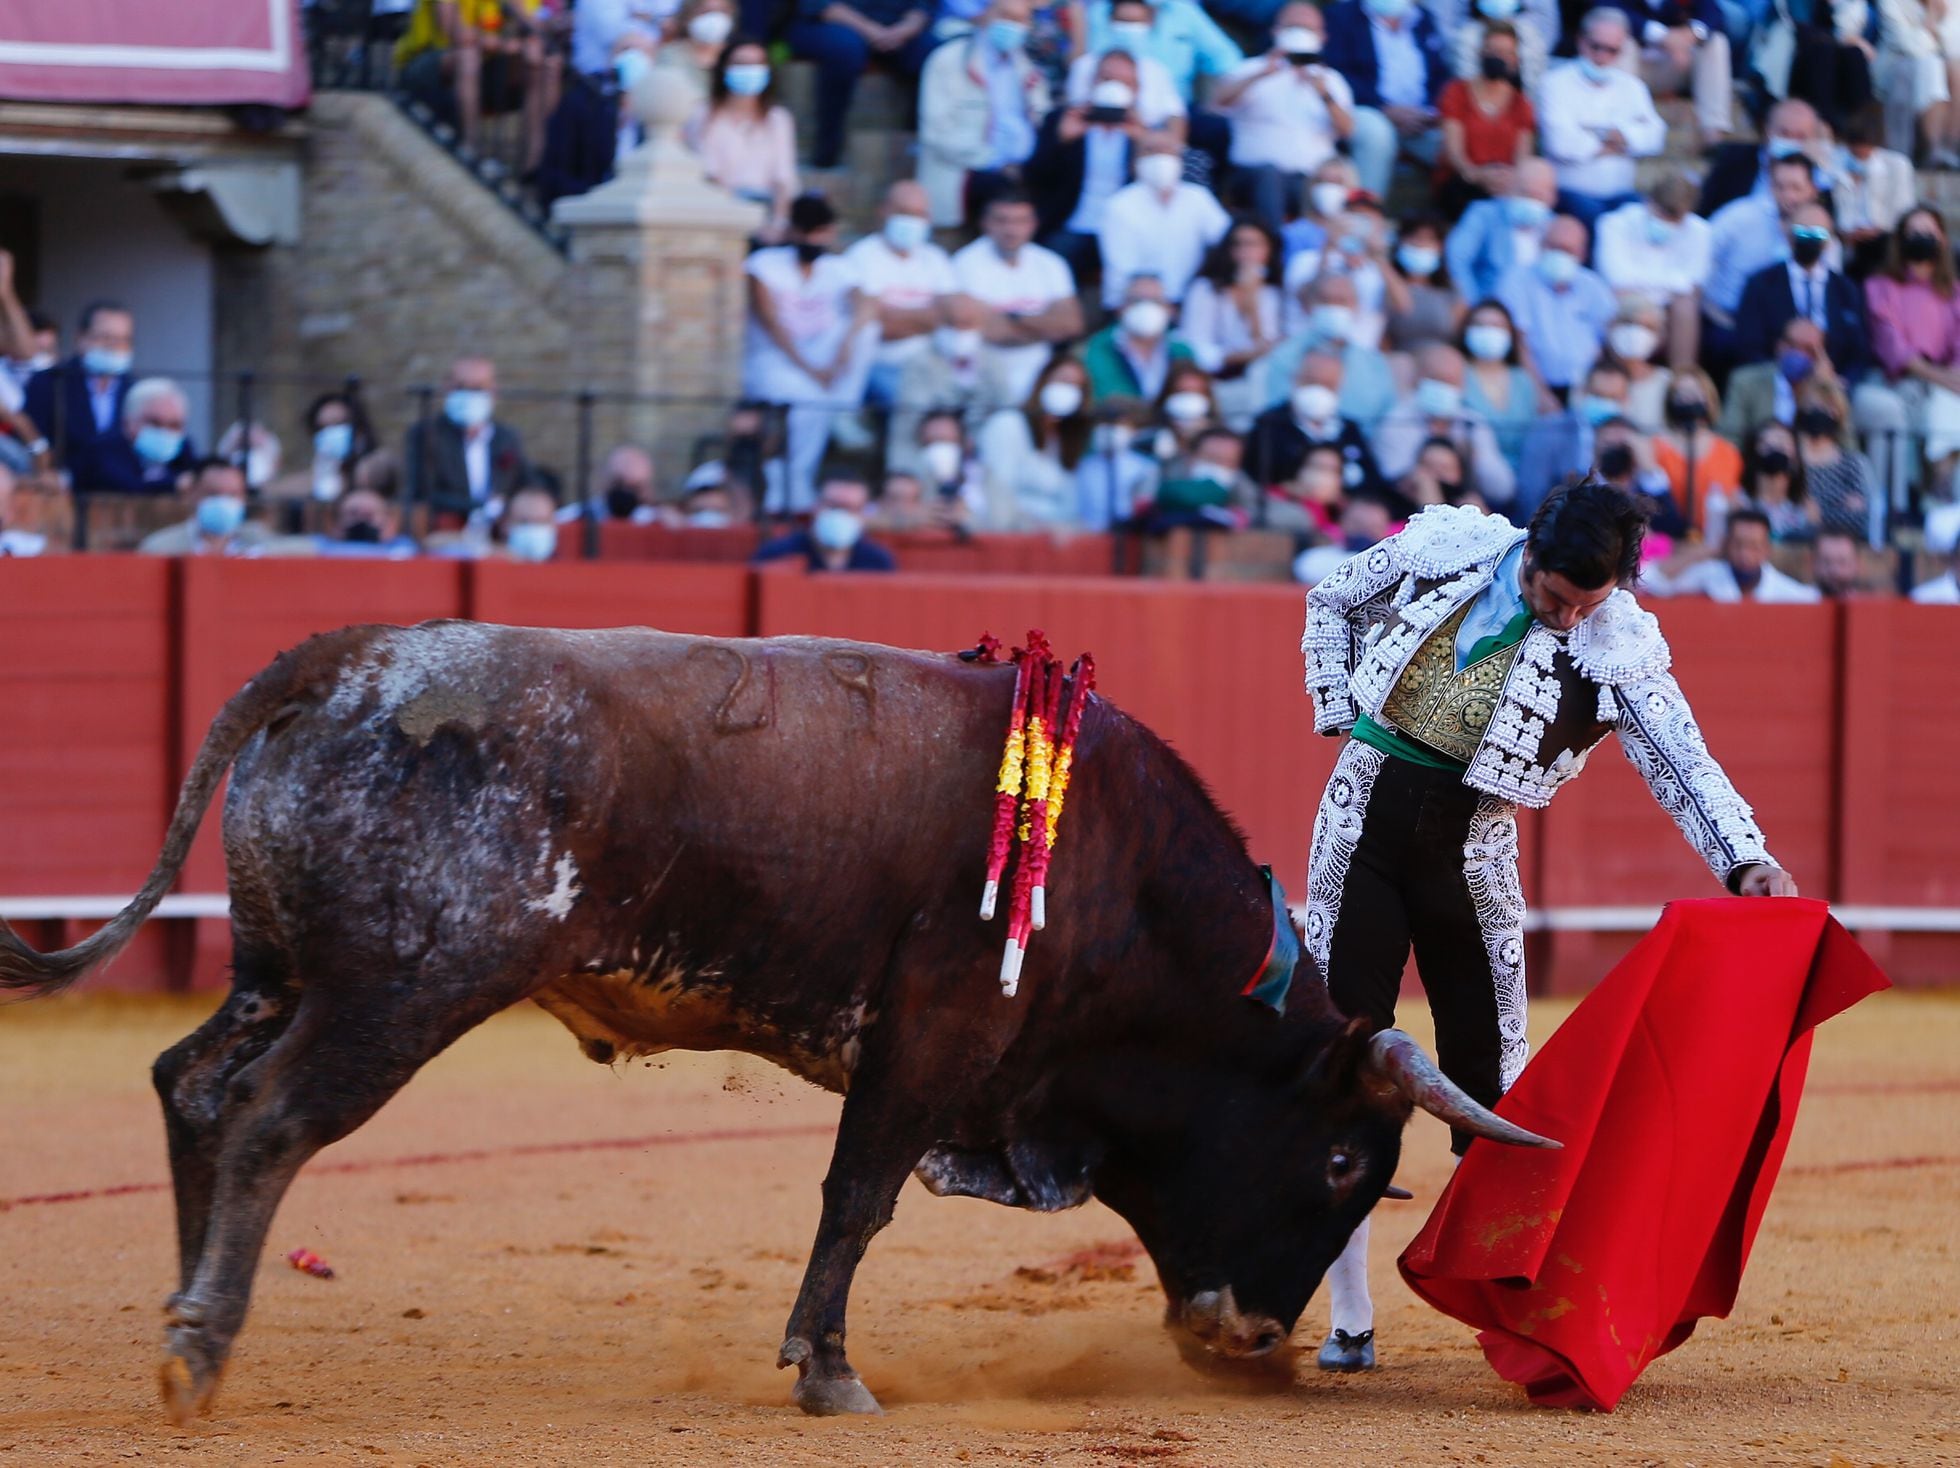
[
  {"x1": 1610, "y1": 672, "x2": 1779, "y2": 892},
  {"x1": 1301, "y1": 540, "x2": 1406, "y2": 736}
]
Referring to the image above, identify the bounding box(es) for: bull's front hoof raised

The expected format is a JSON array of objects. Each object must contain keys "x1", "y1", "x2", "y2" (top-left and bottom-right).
[{"x1": 791, "y1": 1372, "x2": 884, "y2": 1417}]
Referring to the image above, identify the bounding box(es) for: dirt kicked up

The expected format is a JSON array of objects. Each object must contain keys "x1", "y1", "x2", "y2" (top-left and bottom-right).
[{"x1": 1, "y1": 990, "x2": 1955, "y2": 1467}]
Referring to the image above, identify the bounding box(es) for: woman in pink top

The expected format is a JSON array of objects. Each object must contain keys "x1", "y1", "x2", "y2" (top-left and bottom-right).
[
  {"x1": 685, "y1": 37, "x2": 800, "y2": 243},
  {"x1": 1866, "y1": 206, "x2": 1960, "y2": 483}
]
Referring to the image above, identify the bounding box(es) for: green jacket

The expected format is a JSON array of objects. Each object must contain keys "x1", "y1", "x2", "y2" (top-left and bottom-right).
[{"x1": 1076, "y1": 325, "x2": 1195, "y2": 402}]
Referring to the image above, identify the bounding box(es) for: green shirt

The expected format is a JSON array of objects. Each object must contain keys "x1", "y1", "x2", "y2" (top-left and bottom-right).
[{"x1": 1352, "y1": 607, "x2": 1535, "y2": 772}]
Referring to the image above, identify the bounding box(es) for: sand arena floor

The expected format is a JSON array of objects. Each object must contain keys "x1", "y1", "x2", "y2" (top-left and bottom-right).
[{"x1": 1, "y1": 990, "x2": 1955, "y2": 1467}]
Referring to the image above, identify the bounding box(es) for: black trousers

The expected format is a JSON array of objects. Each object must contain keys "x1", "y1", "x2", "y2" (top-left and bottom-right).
[{"x1": 1305, "y1": 741, "x2": 1529, "y2": 1152}]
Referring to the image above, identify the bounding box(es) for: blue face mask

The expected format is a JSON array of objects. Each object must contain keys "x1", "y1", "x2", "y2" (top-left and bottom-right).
[
  {"x1": 1768, "y1": 136, "x2": 1807, "y2": 160},
  {"x1": 1504, "y1": 195, "x2": 1550, "y2": 230},
  {"x1": 195, "y1": 495, "x2": 246, "y2": 539},
  {"x1": 1363, "y1": 0, "x2": 1410, "y2": 17},
  {"x1": 446, "y1": 389, "x2": 494, "y2": 429},
  {"x1": 614, "y1": 47, "x2": 653, "y2": 93},
  {"x1": 1577, "y1": 55, "x2": 1613, "y2": 84},
  {"x1": 1578, "y1": 395, "x2": 1620, "y2": 427},
  {"x1": 314, "y1": 422, "x2": 355, "y2": 461},
  {"x1": 812, "y1": 506, "x2": 864, "y2": 551},
  {"x1": 884, "y1": 212, "x2": 929, "y2": 252},
  {"x1": 83, "y1": 346, "x2": 132, "y2": 377},
  {"x1": 1779, "y1": 349, "x2": 1815, "y2": 383},
  {"x1": 507, "y1": 523, "x2": 558, "y2": 563},
  {"x1": 1537, "y1": 248, "x2": 1580, "y2": 287},
  {"x1": 986, "y1": 19, "x2": 1029, "y2": 52},
  {"x1": 723, "y1": 63, "x2": 770, "y2": 96},
  {"x1": 133, "y1": 424, "x2": 184, "y2": 465}
]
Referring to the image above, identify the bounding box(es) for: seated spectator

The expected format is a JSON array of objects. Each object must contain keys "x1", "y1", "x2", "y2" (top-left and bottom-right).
[
  {"x1": 1260, "y1": 271, "x2": 1398, "y2": 420},
  {"x1": 1082, "y1": 0, "x2": 1242, "y2": 107},
  {"x1": 869, "y1": 467, "x2": 969, "y2": 531},
  {"x1": 1074, "y1": 395, "x2": 1160, "y2": 526},
  {"x1": 268, "y1": 391, "x2": 376, "y2": 506},
  {"x1": 1809, "y1": 526, "x2": 1867, "y2": 597},
  {"x1": 1517, "y1": 359, "x2": 1631, "y2": 514},
  {"x1": 1591, "y1": 413, "x2": 1689, "y2": 537},
  {"x1": 1444, "y1": 0, "x2": 1553, "y2": 97},
  {"x1": 1717, "y1": 318, "x2": 1848, "y2": 446},
  {"x1": 953, "y1": 189, "x2": 1085, "y2": 409},
  {"x1": 1495, "y1": 213, "x2": 1617, "y2": 395},
  {"x1": 1063, "y1": 0, "x2": 1188, "y2": 135},
  {"x1": 1538, "y1": 8, "x2": 1665, "y2": 227},
  {"x1": 0, "y1": 460, "x2": 45, "y2": 557},
  {"x1": 753, "y1": 467, "x2": 899, "y2": 570},
  {"x1": 1142, "y1": 423, "x2": 1257, "y2": 527},
  {"x1": 299, "y1": 484, "x2": 421, "y2": 559},
  {"x1": 675, "y1": 469, "x2": 744, "y2": 528},
  {"x1": 1594, "y1": 174, "x2": 1710, "y2": 367},
  {"x1": 977, "y1": 355, "x2": 1095, "y2": 526},
  {"x1": 685, "y1": 38, "x2": 799, "y2": 241},
  {"x1": 1098, "y1": 134, "x2": 1232, "y2": 309},
  {"x1": 1293, "y1": 486, "x2": 1395, "y2": 581},
  {"x1": 1246, "y1": 348, "x2": 1388, "y2": 491},
  {"x1": 96, "y1": 377, "x2": 198, "y2": 496},
  {"x1": 1383, "y1": 213, "x2": 1462, "y2": 352},
  {"x1": 1835, "y1": 104, "x2": 1915, "y2": 275},
  {"x1": 1866, "y1": 206, "x2": 1960, "y2": 490},
  {"x1": 1702, "y1": 153, "x2": 1820, "y2": 365},
  {"x1": 1026, "y1": 53, "x2": 1145, "y2": 276},
  {"x1": 914, "y1": 406, "x2": 990, "y2": 518},
  {"x1": 1445, "y1": 156, "x2": 1556, "y2": 303},
  {"x1": 787, "y1": 0, "x2": 934, "y2": 172},
  {"x1": 498, "y1": 483, "x2": 564, "y2": 562},
  {"x1": 1150, "y1": 360, "x2": 1223, "y2": 463},
  {"x1": 1876, "y1": 0, "x2": 1960, "y2": 168},
  {"x1": 1180, "y1": 217, "x2": 1287, "y2": 416},
  {"x1": 743, "y1": 193, "x2": 875, "y2": 513},
  {"x1": 214, "y1": 420, "x2": 282, "y2": 498},
  {"x1": 1601, "y1": 294, "x2": 1672, "y2": 432},
  {"x1": 919, "y1": 0, "x2": 1052, "y2": 229},
  {"x1": 845, "y1": 179, "x2": 957, "y2": 407},
  {"x1": 1735, "y1": 204, "x2": 1874, "y2": 376},
  {"x1": 1434, "y1": 20, "x2": 1535, "y2": 218},
  {"x1": 1612, "y1": 0, "x2": 1734, "y2": 151},
  {"x1": 404, "y1": 355, "x2": 527, "y2": 525},
  {"x1": 889, "y1": 298, "x2": 995, "y2": 454},
  {"x1": 395, "y1": 0, "x2": 558, "y2": 167},
  {"x1": 669, "y1": 0, "x2": 738, "y2": 75},
  {"x1": 1284, "y1": 158, "x2": 1362, "y2": 272},
  {"x1": 1910, "y1": 541, "x2": 1960, "y2": 601},
  {"x1": 1793, "y1": 382, "x2": 1875, "y2": 535},
  {"x1": 558, "y1": 443, "x2": 662, "y2": 525},
  {"x1": 1320, "y1": 0, "x2": 1449, "y2": 203},
  {"x1": 1459, "y1": 298, "x2": 1542, "y2": 468},
  {"x1": 1258, "y1": 437, "x2": 1344, "y2": 531},
  {"x1": 1213, "y1": 2, "x2": 1357, "y2": 233},
  {"x1": 1284, "y1": 197, "x2": 1395, "y2": 344},
  {"x1": 1650, "y1": 507, "x2": 1822, "y2": 601},
  {"x1": 1704, "y1": 421, "x2": 1817, "y2": 544},
  {"x1": 1372, "y1": 342, "x2": 1517, "y2": 507},
  {"x1": 137, "y1": 459, "x2": 270, "y2": 557},
  {"x1": 1079, "y1": 274, "x2": 1194, "y2": 400},
  {"x1": 23, "y1": 300, "x2": 137, "y2": 491},
  {"x1": 1399, "y1": 433, "x2": 1481, "y2": 510},
  {"x1": 1651, "y1": 367, "x2": 1741, "y2": 535},
  {"x1": 687, "y1": 400, "x2": 774, "y2": 516}
]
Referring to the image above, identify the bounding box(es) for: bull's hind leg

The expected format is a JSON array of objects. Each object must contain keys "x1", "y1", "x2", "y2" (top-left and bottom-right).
[{"x1": 158, "y1": 985, "x2": 496, "y2": 1426}]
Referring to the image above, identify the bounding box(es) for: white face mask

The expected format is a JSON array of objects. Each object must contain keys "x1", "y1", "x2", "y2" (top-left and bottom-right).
[
  {"x1": 1090, "y1": 78, "x2": 1137, "y2": 110},
  {"x1": 1038, "y1": 380, "x2": 1085, "y2": 418},
  {"x1": 1274, "y1": 26, "x2": 1322, "y2": 55},
  {"x1": 1609, "y1": 323, "x2": 1660, "y2": 363},
  {"x1": 884, "y1": 212, "x2": 929, "y2": 252},
  {"x1": 1291, "y1": 383, "x2": 1340, "y2": 423},
  {"x1": 1163, "y1": 390, "x2": 1210, "y2": 424},
  {"x1": 1415, "y1": 378, "x2": 1463, "y2": 420},
  {"x1": 1122, "y1": 299, "x2": 1172, "y2": 339},
  {"x1": 1135, "y1": 153, "x2": 1183, "y2": 192},
  {"x1": 1310, "y1": 182, "x2": 1350, "y2": 219},
  {"x1": 1463, "y1": 323, "x2": 1512, "y2": 362},
  {"x1": 1309, "y1": 303, "x2": 1355, "y2": 341},
  {"x1": 507, "y1": 522, "x2": 558, "y2": 563},
  {"x1": 920, "y1": 439, "x2": 965, "y2": 483},
  {"x1": 688, "y1": 10, "x2": 734, "y2": 45}
]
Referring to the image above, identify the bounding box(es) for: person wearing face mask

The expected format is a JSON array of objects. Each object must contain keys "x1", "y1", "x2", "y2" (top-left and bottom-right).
[
  {"x1": 1536, "y1": 8, "x2": 1665, "y2": 228},
  {"x1": 753, "y1": 469, "x2": 899, "y2": 570},
  {"x1": 1607, "y1": 0, "x2": 1735, "y2": 154},
  {"x1": 1318, "y1": 0, "x2": 1451, "y2": 202},
  {"x1": 1651, "y1": 366, "x2": 1741, "y2": 535},
  {"x1": 1716, "y1": 317, "x2": 1848, "y2": 446},
  {"x1": 684, "y1": 37, "x2": 800, "y2": 242},
  {"x1": 1788, "y1": 382, "x2": 1876, "y2": 535},
  {"x1": 952, "y1": 190, "x2": 1085, "y2": 409},
  {"x1": 92, "y1": 375, "x2": 196, "y2": 496},
  {"x1": 1372, "y1": 342, "x2": 1517, "y2": 509},
  {"x1": 1831, "y1": 105, "x2": 1912, "y2": 273},
  {"x1": 977, "y1": 357, "x2": 1096, "y2": 527},
  {"x1": 1867, "y1": 206, "x2": 1960, "y2": 493},
  {"x1": 1278, "y1": 158, "x2": 1358, "y2": 272},
  {"x1": 1073, "y1": 394, "x2": 1161, "y2": 527},
  {"x1": 1649, "y1": 507, "x2": 1821, "y2": 600},
  {"x1": 1494, "y1": 213, "x2": 1617, "y2": 396},
  {"x1": 1082, "y1": 0, "x2": 1243, "y2": 105},
  {"x1": 918, "y1": 0, "x2": 1052, "y2": 230},
  {"x1": 1179, "y1": 218, "x2": 1287, "y2": 417},
  {"x1": 268, "y1": 392, "x2": 374, "y2": 510},
  {"x1": 1457, "y1": 300, "x2": 1541, "y2": 470},
  {"x1": 138, "y1": 460, "x2": 270, "y2": 557},
  {"x1": 1599, "y1": 298, "x2": 1671, "y2": 433},
  {"x1": 1381, "y1": 215, "x2": 1459, "y2": 353},
  {"x1": 1444, "y1": 156, "x2": 1557, "y2": 302},
  {"x1": 1443, "y1": 0, "x2": 1554, "y2": 96},
  {"x1": 1734, "y1": 205, "x2": 1875, "y2": 386},
  {"x1": 1700, "y1": 155, "x2": 1820, "y2": 370},
  {"x1": 1213, "y1": 2, "x2": 1357, "y2": 235},
  {"x1": 404, "y1": 355, "x2": 528, "y2": 525},
  {"x1": 1026, "y1": 57, "x2": 1148, "y2": 276},
  {"x1": 1246, "y1": 349, "x2": 1388, "y2": 496},
  {"x1": 1063, "y1": 0, "x2": 1189, "y2": 135},
  {"x1": 1698, "y1": 98, "x2": 1838, "y2": 219},
  {"x1": 1260, "y1": 271, "x2": 1397, "y2": 423},
  {"x1": 908, "y1": 407, "x2": 989, "y2": 518},
  {"x1": 557, "y1": 443, "x2": 663, "y2": 527},
  {"x1": 1079, "y1": 275, "x2": 1197, "y2": 400},
  {"x1": 1593, "y1": 174, "x2": 1710, "y2": 369},
  {"x1": 494, "y1": 484, "x2": 565, "y2": 563},
  {"x1": 1703, "y1": 423, "x2": 1816, "y2": 544},
  {"x1": 24, "y1": 300, "x2": 141, "y2": 492},
  {"x1": 844, "y1": 179, "x2": 958, "y2": 408},
  {"x1": 786, "y1": 0, "x2": 933, "y2": 173},
  {"x1": 276, "y1": 484, "x2": 420, "y2": 559},
  {"x1": 1143, "y1": 423, "x2": 1257, "y2": 528},
  {"x1": 570, "y1": 0, "x2": 670, "y2": 78},
  {"x1": 1096, "y1": 137, "x2": 1232, "y2": 310},
  {"x1": 1433, "y1": 20, "x2": 1536, "y2": 220}
]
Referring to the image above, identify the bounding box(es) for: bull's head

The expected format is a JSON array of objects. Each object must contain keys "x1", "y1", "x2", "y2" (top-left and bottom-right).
[{"x1": 1088, "y1": 1019, "x2": 1556, "y2": 1376}]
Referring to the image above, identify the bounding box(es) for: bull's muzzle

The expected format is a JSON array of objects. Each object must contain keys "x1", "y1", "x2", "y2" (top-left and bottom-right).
[{"x1": 1173, "y1": 1286, "x2": 1291, "y2": 1366}]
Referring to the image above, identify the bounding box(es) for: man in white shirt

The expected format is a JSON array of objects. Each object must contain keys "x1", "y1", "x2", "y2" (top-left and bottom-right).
[
  {"x1": 1537, "y1": 7, "x2": 1666, "y2": 228},
  {"x1": 1652, "y1": 509, "x2": 1822, "y2": 603},
  {"x1": 1701, "y1": 154, "x2": 1819, "y2": 367},
  {"x1": 1594, "y1": 173, "x2": 1711, "y2": 368},
  {"x1": 952, "y1": 189, "x2": 1084, "y2": 407},
  {"x1": 1064, "y1": 0, "x2": 1189, "y2": 131},
  {"x1": 1097, "y1": 135, "x2": 1232, "y2": 308},
  {"x1": 843, "y1": 180, "x2": 957, "y2": 406},
  {"x1": 1213, "y1": 1, "x2": 1355, "y2": 234},
  {"x1": 1025, "y1": 54, "x2": 1145, "y2": 273},
  {"x1": 1910, "y1": 544, "x2": 1960, "y2": 604}
]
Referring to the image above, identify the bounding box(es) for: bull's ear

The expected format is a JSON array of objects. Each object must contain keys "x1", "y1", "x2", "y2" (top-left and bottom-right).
[{"x1": 1302, "y1": 1017, "x2": 1403, "y2": 1108}]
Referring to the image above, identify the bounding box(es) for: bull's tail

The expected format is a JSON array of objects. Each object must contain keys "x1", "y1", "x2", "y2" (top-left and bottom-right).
[{"x1": 0, "y1": 631, "x2": 360, "y2": 1000}]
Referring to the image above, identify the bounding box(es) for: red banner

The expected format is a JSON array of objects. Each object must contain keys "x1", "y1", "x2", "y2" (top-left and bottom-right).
[{"x1": 0, "y1": 0, "x2": 309, "y2": 108}]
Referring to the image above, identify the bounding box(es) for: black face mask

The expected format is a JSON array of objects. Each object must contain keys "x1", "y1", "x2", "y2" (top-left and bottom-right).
[
  {"x1": 1732, "y1": 561, "x2": 1763, "y2": 593},
  {"x1": 1666, "y1": 397, "x2": 1707, "y2": 426},
  {"x1": 605, "y1": 483, "x2": 643, "y2": 519},
  {"x1": 1796, "y1": 406, "x2": 1840, "y2": 438},
  {"x1": 342, "y1": 520, "x2": 382, "y2": 544},
  {"x1": 795, "y1": 241, "x2": 826, "y2": 265},
  {"x1": 1757, "y1": 447, "x2": 1792, "y2": 476},
  {"x1": 1904, "y1": 232, "x2": 1943, "y2": 264},
  {"x1": 1479, "y1": 53, "x2": 1515, "y2": 82},
  {"x1": 1790, "y1": 233, "x2": 1828, "y2": 268},
  {"x1": 1434, "y1": 477, "x2": 1464, "y2": 501},
  {"x1": 1598, "y1": 444, "x2": 1635, "y2": 480}
]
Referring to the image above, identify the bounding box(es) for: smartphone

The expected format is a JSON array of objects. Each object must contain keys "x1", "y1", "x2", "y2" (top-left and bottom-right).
[{"x1": 1086, "y1": 104, "x2": 1128, "y2": 125}]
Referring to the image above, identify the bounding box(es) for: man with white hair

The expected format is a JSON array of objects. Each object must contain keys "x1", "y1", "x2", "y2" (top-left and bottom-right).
[
  {"x1": 96, "y1": 375, "x2": 196, "y2": 494},
  {"x1": 1445, "y1": 156, "x2": 1558, "y2": 302},
  {"x1": 1537, "y1": 7, "x2": 1665, "y2": 227}
]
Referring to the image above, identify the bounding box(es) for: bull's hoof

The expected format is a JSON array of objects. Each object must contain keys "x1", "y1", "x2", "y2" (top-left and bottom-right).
[
  {"x1": 1316, "y1": 1329, "x2": 1377, "y2": 1373},
  {"x1": 792, "y1": 1372, "x2": 884, "y2": 1417},
  {"x1": 158, "y1": 1351, "x2": 221, "y2": 1427}
]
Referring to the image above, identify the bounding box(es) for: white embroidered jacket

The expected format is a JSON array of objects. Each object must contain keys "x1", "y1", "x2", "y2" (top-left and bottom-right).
[{"x1": 1302, "y1": 504, "x2": 1776, "y2": 887}]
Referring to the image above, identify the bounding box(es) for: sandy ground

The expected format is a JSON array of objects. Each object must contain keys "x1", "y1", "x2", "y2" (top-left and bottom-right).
[{"x1": 1, "y1": 989, "x2": 1955, "y2": 1468}]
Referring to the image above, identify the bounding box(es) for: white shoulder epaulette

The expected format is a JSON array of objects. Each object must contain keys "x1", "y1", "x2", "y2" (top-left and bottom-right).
[
  {"x1": 1392, "y1": 504, "x2": 1526, "y2": 579},
  {"x1": 1566, "y1": 588, "x2": 1673, "y2": 685}
]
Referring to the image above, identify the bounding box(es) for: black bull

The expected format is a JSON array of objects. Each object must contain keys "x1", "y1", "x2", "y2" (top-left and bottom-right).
[{"x1": 0, "y1": 621, "x2": 1552, "y2": 1422}]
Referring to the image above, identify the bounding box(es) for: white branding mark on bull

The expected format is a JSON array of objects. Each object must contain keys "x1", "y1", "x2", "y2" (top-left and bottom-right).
[{"x1": 528, "y1": 852, "x2": 583, "y2": 922}]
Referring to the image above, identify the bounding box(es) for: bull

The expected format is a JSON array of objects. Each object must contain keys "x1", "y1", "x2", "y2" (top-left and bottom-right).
[{"x1": 0, "y1": 622, "x2": 1553, "y2": 1422}]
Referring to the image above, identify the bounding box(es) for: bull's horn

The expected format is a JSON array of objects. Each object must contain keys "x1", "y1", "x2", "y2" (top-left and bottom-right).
[{"x1": 1368, "y1": 1029, "x2": 1561, "y2": 1150}]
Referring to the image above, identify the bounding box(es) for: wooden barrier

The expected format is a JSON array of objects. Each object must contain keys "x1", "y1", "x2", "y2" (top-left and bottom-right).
[{"x1": 469, "y1": 560, "x2": 752, "y2": 637}]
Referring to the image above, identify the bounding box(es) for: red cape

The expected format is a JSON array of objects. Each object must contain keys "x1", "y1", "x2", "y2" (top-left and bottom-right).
[{"x1": 1397, "y1": 898, "x2": 1889, "y2": 1411}]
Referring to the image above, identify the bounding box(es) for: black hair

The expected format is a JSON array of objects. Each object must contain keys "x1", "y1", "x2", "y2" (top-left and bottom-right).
[
  {"x1": 708, "y1": 34, "x2": 778, "y2": 109},
  {"x1": 1726, "y1": 506, "x2": 1772, "y2": 537},
  {"x1": 1525, "y1": 474, "x2": 1647, "y2": 589},
  {"x1": 1192, "y1": 425, "x2": 1240, "y2": 453},
  {"x1": 816, "y1": 461, "x2": 870, "y2": 492},
  {"x1": 27, "y1": 308, "x2": 55, "y2": 334},
  {"x1": 77, "y1": 299, "x2": 129, "y2": 334},
  {"x1": 982, "y1": 186, "x2": 1035, "y2": 215},
  {"x1": 192, "y1": 455, "x2": 241, "y2": 483},
  {"x1": 303, "y1": 389, "x2": 377, "y2": 457},
  {"x1": 1199, "y1": 213, "x2": 1283, "y2": 288},
  {"x1": 788, "y1": 191, "x2": 837, "y2": 235},
  {"x1": 919, "y1": 406, "x2": 968, "y2": 442},
  {"x1": 518, "y1": 464, "x2": 563, "y2": 502}
]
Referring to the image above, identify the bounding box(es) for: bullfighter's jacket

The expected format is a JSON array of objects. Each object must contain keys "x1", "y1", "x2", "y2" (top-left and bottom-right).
[{"x1": 1302, "y1": 504, "x2": 1775, "y2": 888}]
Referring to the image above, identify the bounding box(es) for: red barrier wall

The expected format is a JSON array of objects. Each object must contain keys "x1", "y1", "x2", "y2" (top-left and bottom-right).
[{"x1": 470, "y1": 561, "x2": 751, "y2": 637}]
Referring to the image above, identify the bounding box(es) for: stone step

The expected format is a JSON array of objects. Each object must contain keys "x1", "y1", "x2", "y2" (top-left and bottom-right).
[{"x1": 777, "y1": 63, "x2": 912, "y2": 134}]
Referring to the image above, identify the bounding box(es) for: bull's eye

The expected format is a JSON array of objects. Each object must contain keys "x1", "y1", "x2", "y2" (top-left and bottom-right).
[{"x1": 1329, "y1": 1150, "x2": 1354, "y2": 1178}]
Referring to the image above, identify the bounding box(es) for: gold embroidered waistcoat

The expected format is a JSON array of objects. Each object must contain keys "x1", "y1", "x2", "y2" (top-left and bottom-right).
[{"x1": 1378, "y1": 601, "x2": 1525, "y2": 765}]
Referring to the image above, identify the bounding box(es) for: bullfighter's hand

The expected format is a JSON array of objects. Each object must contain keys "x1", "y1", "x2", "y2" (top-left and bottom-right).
[{"x1": 1736, "y1": 864, "x2": 1800, "y2": 898}]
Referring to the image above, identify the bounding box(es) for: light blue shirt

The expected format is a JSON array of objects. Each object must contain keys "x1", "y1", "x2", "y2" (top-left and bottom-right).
[
  {"x1": 983, "y1": 49, "x2": 1037, "y2": 168},
  {"x1": 1704, "y1": 194, "x2": 1787, "y2": 317},
  {"x1": 1455, "y1": 540, "x2": 1527, "y2": 669},
  {"x1": 1494, "y1": 261, "x2": 1619, "y2": 391},
  {"x1": 1067, "y1": 126, "x2": 1129, "y2": 234},
  {"x1": 1370, "y1": 15, "x2": 1426, "y2": 110},
  {"x1": 1084, "y1": 0, "x2": 1242, "y2": 97}
]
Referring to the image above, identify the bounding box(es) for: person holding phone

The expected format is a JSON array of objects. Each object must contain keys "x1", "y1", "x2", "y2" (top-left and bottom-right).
[{"x1": 1214, "y1": 1, "x2": 1355, "y2": 235}]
